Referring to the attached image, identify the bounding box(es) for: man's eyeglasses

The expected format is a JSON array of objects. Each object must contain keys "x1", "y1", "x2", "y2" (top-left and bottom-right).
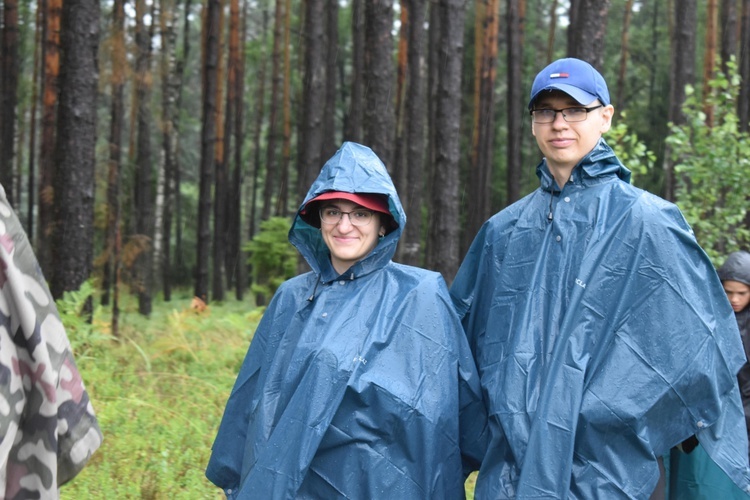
[
  {"x1": 530, "y1": 105, "x2": 603, "y2": 123},
  {"x1": 320, "y1": 207, "x2": 375, "y2": 226}
]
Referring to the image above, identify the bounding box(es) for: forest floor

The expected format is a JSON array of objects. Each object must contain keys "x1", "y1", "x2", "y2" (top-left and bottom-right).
[{"x1": 58, "y1": 290, "x2": 477, "y2": 499}]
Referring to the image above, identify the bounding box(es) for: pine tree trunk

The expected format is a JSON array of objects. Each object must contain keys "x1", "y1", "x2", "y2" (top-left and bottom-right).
[
  {"x1": 102, "y1": 0, "x2": 125, "y2": 311},
  {"x1": 26, "y1": 0, "x2": 43, "y2": 237},
  {"x1": 344, "y1": 0, "x2": 364, "y2": 142},
  {"x1": 363, "y1": 0, "x2": 396, "y2": 169},
  {"x1": 739, "y1": 0, "x2": 750, "y2": 132},
  {"x1": 398, "y1": 0, "x2": 426, "y2": 267},
  {"x1": 250, "y1": 9, "x2": 269, "y2": 243},
  {"x1": 567, "y1": 0, "x2": 610, "y2": 69},
  {"x1": 134, "y1": 0, "x2": 155, "y2": 315},
  {"x1": 322, "y1": 0, "x2": 339, "y2": 162},
  {"x1": 427, "y1": 0, "x2": 465, "y2": 283},
  {"x1": 546, "y1": 0, "x2": 558, "y2": 64},
  {"x1": 278, "y1": 0, "x2": 293, "y2": 215},
  {"x1": 506, "y1": 0, "x2": 523, "y2": 204},
  {"x1": 719, "y1": 0, "x2": 738, "y2": 78},
  {"x1": 213, "y1": 0, "x2": 228, "y2": 302},
  {"x1": 37, "y1": 0, "x2": 61, "y2": 275},
  {"x1": 50, "y1": 0, "x2": 100, "y2": 299},
  {"x1": 615, "y1": 0, "x2": 635, "y2": 110},
  {"x1": 262, "y1": 0, "x2": 284, "y2": 220},
  {"x1": 664, "y1": 0, "x2": 697, "y2": 200},
  {"x1": 297, "y1": 0, "x2": 326, "y2": 195},
  {"x1": 195, "y1": 0, "x2": 221, "y2": 303},
  {"x1": 1, "y1": 0, "x2": 20, "y2": 205},
  {"x1": 703, "y1": 0, "x2": 718, "y2": 126},
  {"x1": 466, "y1": 0, "x2": 500, "y2": 254}
]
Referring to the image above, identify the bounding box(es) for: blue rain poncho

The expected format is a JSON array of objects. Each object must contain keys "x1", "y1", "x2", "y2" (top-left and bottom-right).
[
  {"x1": 450, "y1": 138, "x2": 750, "y2": 499},
  {"x1": 206, "y1": 142, "x2": 487, "y2": 499}
]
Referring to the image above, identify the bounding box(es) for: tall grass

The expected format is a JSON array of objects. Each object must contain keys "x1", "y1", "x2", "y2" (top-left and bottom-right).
[
  {"x1": 60, "y1": 290, "x2": 260, "y2": 499},
  {"x1": 58, "y1": 289, "x2": 478, "y2": 499}
]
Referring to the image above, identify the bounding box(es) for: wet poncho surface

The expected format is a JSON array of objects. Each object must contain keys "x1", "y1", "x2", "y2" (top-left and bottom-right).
[
  {"x1": 0, "y1": 186, "x2": 102, "y2": 499},
  {"x1": 450, "y1": 139, "x2": 750, "y2": 499},
  {"x1": 206, "y1": 142, "x2": 487, "y2": 499}
]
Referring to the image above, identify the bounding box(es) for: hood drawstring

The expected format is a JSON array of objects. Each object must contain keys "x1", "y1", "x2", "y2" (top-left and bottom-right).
[
  {"x1": 307, "y1": 277, "x2": 321, "y2": 302},
  {"x1": 547, "y1": 190, "x2": 554, "y2": 222}
]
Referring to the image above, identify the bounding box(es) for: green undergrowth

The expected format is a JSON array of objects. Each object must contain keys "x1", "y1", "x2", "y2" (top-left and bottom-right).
[
  {"x1": 59, "y1": 290, "x2": 262, "y2": 499},
  {"x1": 57, "y1": 288, "x2": 478, "y2": 499}
]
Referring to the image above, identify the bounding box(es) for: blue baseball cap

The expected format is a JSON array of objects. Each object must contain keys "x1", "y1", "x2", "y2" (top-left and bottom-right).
[{"x1": 528, "y1": 58, "x2": 610, "y2": 109}]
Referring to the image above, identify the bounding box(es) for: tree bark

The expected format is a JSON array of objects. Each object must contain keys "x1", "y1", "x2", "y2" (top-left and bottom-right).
[
  {"x1": 250, "y1": 9, "x2": 269, "y2": 243},
  {"x1": 321, "y1": 0, "x2": 339, "y2": 161},
  {"x1": 664, "y1": 0, "x2": 697, "y2": 200},
  {"x1": 344, "y1": 0, "x2": 364, "y2": 142},
  {"x1": 102, "y1": 0, "x2": 125, "y2": 314},
  {"x1": 505, "y1": 0, "x2": 523, "y2": 205},
  {"x1": 702, "y1": 0, "x2": 718, "y2": 126},
  {"x1": 615, "y1": 0, "x2": 635, "y2": 111},
  {"x1": 546, "y1": 0, "x2": 558, "y2": 64},
  {"x1": 297, "y1": 0, "x2": 326, "y2": 196},
  {"x1": 566, "y1": 0, "x2": 610, "y2": 69},
  {"x1": 37, "y1": 0, "x2": 61, "y2": 275},
  {"x1": 195, "y1": 0, "x2": 221, "y2": 302},
  {"x1": 398, "y1": 0, "x2": 426, "y2": 267},
  {"x1": 278, "y1": 0, "x2": 293, "y2": 215},
  {"x1": 363, "y1": 0, "x2": 396, "y2": 169},
  {"x1": 26, "y1": 0, "x2": 43, "y2": 237},
  {"x1": 262, "y1": 0, "x2": 284, "y2": 220},
  {"x1": 738, "y1": 0, "x2": 750, "y2": 132},
  {"x1": 134, "y1": 0, "x2": 155, "y2": 315},
  {"x1": 1, "y1": 0, "x2": 20, "y2": 205},
  {"x1": 427, "y1": 0, "x2": 465, "y2": 283},
  {"x1": 719, "y1": 0, "x2": 738, "y2": 78},
  {"x1": 213, "y1": 0, "x2": 228, "y2": 302},
  {"x1": 51, "y1": 0, "x2": 99, "y2": 299},
  {"x1": 466, "y1": 0, "x2": 500, "y2": 254}
]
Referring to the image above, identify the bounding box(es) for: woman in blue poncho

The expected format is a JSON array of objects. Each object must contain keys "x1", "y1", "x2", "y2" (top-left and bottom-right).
[{"x1": 206, "y1": 142, "x2": 487, "y2": 499}]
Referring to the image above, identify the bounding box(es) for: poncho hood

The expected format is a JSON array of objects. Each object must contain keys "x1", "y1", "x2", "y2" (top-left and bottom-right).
[
  {"x1": 537, "y1": 137, "x2": 631, "y2": 192},
  {"x1": 290, "y1": 142, "x2": 405, "y2": 283},
  {"x1": 719, "y1": 251, "x2": 750, "y2": 287}
]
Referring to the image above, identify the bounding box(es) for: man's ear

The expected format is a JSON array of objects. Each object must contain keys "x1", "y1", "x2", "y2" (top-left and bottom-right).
[{"x1": 600, "y1": 104, "x2": 615, "y2": 134}]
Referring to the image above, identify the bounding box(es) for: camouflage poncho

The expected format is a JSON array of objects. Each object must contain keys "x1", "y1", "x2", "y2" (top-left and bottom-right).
[{"x1": 0, "y1": 186, "x2": 102, "y2": 499}]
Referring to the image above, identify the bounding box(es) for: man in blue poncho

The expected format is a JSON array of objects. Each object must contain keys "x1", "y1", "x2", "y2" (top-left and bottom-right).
[
  {"x1": 450, "y1": 57, "x2": 750, "y2": 498},
  {"x1": 207, "y1": 142, "x2": 487, "y2": 498}
]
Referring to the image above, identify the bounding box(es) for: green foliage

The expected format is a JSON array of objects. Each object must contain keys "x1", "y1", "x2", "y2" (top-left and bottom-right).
[
  {"x1": 607, "y1": 111, "x2": 657, "y2": 184},
  {"x1": 667, "y1": 60, "x2": 750, "y2": 262},
  {"x1": 244, "y1": 217, "x2": 297, "y2": 303},
  {"x1": 59, "y1": 294, "x2": 259, "y2": 499},
  {"x1": 56, "y1": 280, "x2": 112, "y2": 358}
]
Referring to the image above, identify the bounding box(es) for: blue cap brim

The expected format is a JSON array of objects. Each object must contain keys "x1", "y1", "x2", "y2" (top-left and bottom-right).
[{"x1": 528, "y1": 83, "x2": 599, "y2": 109}]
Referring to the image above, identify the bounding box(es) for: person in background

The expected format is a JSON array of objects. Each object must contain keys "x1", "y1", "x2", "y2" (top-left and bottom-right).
[
  {"x1": 0, "y1": 185, "x2": 102, "y2": 499},
  {"x1": 206, "y1": 142, "x2": 487, "y2": 499},
  {"x1": 450, "y1": 57, "x2": 750, "y2": 498},
  {"x1": 670, "y1": 250, "x2": 750, "y2": 498}
]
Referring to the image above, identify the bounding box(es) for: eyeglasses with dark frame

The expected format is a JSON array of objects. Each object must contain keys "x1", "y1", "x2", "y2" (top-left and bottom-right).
[
  {"x1": 319, "y1": 207, "x2": 375, "y2": 226},
  {"x1": 530, "y1": 104, "x2": 603, "y2": 124}
]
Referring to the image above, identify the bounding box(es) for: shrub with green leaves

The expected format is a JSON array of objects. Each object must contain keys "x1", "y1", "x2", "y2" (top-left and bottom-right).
[
  {"x1": 244, "y1": 216, "x2": 297, "y2": 304},
  {"x1": 608, "y1": 111, "x2": 656, "y2": 185},
  {"x1": 667, "y1": 59, "x2": 750, "y2": 262}
]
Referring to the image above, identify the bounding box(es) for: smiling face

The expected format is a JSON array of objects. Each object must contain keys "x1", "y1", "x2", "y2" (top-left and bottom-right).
[
  {"x1": 320, "y1": 199, "x2": 386, "y2": 275},
  {"x1": 723, "y1": 280, "x2": 750, "y2": 313},
  {"x1": 531, "y1": 90, "x2": 614, "y2": 187}
]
